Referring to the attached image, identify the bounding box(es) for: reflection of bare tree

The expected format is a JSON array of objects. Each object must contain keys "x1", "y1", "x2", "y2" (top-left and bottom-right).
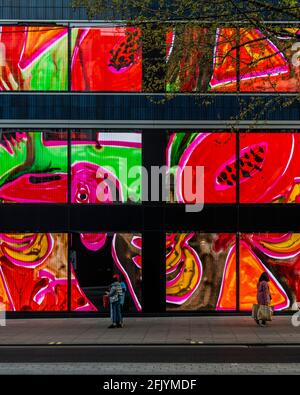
[{"x1": 167, "y1": 26, "x2": 216, "y2": 91}]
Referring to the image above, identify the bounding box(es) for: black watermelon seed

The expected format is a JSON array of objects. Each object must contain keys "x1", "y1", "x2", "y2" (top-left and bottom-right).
[
  {"x1": 220, "y1": 171, "x2": 227, "y2": 179},
  {"x1": 244, "y1": 153, "x2": 250, "y2": 159},
  {"x1": 226, "y1": 165, "x2": 232, "y2": 172},
  {"x1": 247, "y1": 161, "x2": 254, "y2": 167},
  {"x1": 239, "y1": 159, "x2": 244, "y2": 166},
  {"x1": 217, "y1": 176, "x2": 223, "y2": 183},
  {"x1": 241, "y1": 170, "x2": 251, "y2": 178},
  {"x1": 231, "y1": 174, "x2": 237, "y2": 181},
  {"x1": 254, "y1": 155, "x2": 263, "y2": 163},
  {"x1": 258, "y1": 146, "x2": 264, "y2": 153},
  {"x1": 227, "y1": 180, "x2": 233, "y2": 186}
]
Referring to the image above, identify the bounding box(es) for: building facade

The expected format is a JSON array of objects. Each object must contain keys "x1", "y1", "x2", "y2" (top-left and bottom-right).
[{"x1": 0, "y1": 0, "x2": 300, "y2": 316}]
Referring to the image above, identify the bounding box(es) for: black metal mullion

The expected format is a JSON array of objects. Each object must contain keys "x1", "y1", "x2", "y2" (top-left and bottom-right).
[
  {"x1": 142, "y1": 130, "x2": 166, "y2": 313},
  {"x1": 67, "y1": 23, "x2": 71, "y2": 92},
  {"x1": 67, "y1": 128, "x2": 72, "y2": 312}
]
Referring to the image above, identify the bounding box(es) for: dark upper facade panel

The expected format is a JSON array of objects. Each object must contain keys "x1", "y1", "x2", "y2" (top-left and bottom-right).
[{"x1": 0, "y1": 0, "x2": 89, "y2": 20}]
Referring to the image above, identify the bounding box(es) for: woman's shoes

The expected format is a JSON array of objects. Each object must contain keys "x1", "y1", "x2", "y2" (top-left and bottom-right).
[
  {"x1": 258, "y1": 320, "x2": 267, "y2": 327},
  {"x1": 108, "y1": 323, "x2": 124, "y2": 328}
]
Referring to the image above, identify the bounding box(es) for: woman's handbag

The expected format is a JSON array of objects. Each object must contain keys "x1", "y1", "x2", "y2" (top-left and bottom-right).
[
  {"x1": 257, "y1": 304, "x2": 273, "y2": 321},
  {"x1": 252, "y1": 304, "x2": 260, "y2": 319},
  {"x1": 102, "y1": 294, "x2": 109, "y2": 309}
]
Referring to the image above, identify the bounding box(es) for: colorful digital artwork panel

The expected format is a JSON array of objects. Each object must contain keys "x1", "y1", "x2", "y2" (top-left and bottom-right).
[
  {"x1": 238, "y1": 28, "x2": 300, "y2": 92},
  {"x1": 71, "y1": 131, "x2": 142, "y2": 203},
  {"x1": 0, "y1": 131, "x2": 68, "y2": 203},
  {"x1": 239, "y1": 132, "x2": 300, "y2": 203},
  {"x1": 71, "y1": 27, "x2": 142, "y2": 91},
  {"x1": 71, "y1": 233, "x2": 142, "y2": 312},
  {"x1": 166, "y1": 27, "x2": 300, "y2": 92},
  {"x1": 167, "y1": 132, "x2": 237, "y2": 203},
  {"x1": 167, "y1": 131, "x2": 300, "y2": 204},
  {"x1": 239, "y1": 233, "x2": 300, "y2": 311},
  {"x1": 0, "y1": 26, "x2": 68, "y2": 91},
  {"x1": 0, "y1": 233, "x2": 71, "y2": 311},
  {"x1": 166, "y1": 233, "x2": 236, "y2": 311},
  {"x1": 166, "y1": 232, "x2": 300, "y2": 312}
]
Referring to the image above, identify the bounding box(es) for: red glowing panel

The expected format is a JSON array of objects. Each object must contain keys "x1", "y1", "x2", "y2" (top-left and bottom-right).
[
  {"x1": 167, "y1": 132, "x2": 237, "y2": 203},
  {"x1": 239, "y1": 133, "x2": 300, "y2": 203},
  {"x1": 239, "y1": 233, "x2": 300, "y2": 311},
  {"x1": 71, "y1": 27, "x2": 142, "y2": 91},
  {"x1": 239, "y1": 28, "x2": 300, "y2": 92},
  {"x1": 0, "y1": 26, "x2": 68, "y2": 91}
]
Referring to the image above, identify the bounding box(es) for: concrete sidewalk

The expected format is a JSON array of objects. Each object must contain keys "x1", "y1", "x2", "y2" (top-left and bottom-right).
[{"x1": 0, "y1": 316, "x2": 299, "y2": 345}]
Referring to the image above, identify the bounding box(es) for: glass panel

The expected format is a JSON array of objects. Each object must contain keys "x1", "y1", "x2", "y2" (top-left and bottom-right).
[
  {"x1": 0, "y1": 131, "x2": 68, "y2": 203},
  {"x1": 71, "y1": 27, "x2": 142, "y2": 92},
  {"x1": 166, "y1": 232, "x2": 236, "y2": 311},
  {"x1": 0, "y1": 233, "x2": 68, "y2": 311},
  {"x1": 71, "y1": 130, "x2": 142, "y2": 204},
  {"x1": 239, "y1": 132, "x2": 300, "y2": 203},
  {"x1": 167, "y1": 131, "x2": 237, "y2": 203},
  {"x1": 239, "y1": 233, "x2": 300, "y2": 311},
  {"x1": 166, "y1": 27, "x2": 238, "y2": 92},
  {"x1": 239, "y1": 27, "x2": 300, "y2": 92},
  {"x1": 71, "y1": 232, "x2": 142, "y2": 312},
  {"x1": 0, "y1": 26, "x2": 68, "y2": 91}
]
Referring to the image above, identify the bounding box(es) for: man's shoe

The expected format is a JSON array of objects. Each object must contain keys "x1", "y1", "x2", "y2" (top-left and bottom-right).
[
  {"x1": 108, "y1": 324, "x2": 116, "y2": 329},
  {"x1": 117, "y1": 323, "x2": 123, "y2": 328}
]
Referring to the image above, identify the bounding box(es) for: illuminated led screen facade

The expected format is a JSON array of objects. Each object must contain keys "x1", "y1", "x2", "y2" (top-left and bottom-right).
[
  {"x1": 1, "y1": 24, "x2": 299, "y2": 93},
  {"x1": 0, "y1": 130, "x2": 142, "y2": 204},
  {"x1": 0, "y1": 2, "x2": 299, "y2": 317},
  {"x1": 166, "y1": 232, "x2": 300, "y2": 312},
  {"x1": 166, "y1": 26, "x2": 300, "y2": 92},
  {"x1": 167, "y1": 131, "x2": 300, "y2": 204},
  {"x1": 0, "y1": 232, "x2": 142, "y2": 312}
]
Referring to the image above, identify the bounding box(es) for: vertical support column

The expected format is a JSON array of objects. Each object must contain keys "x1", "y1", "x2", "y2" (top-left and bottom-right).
[
  {"x1": 67, "y1": 128, "x2": 72, "y2": 312},
  {"x1": 68, "y1": 23, "x2": 71, "y2": 92},
  {"x1": 236, "y1": 129, "x2": 240, "y2": 312},
  {"x1": 142, "y1": 130, "x2": 166, "y2": 313},
  {"x1": 236, "y1": 232, "x2": 240, "y2": 312},
  {"x1": 236, "y1": 27, "x2": 240, "y2": 92}
]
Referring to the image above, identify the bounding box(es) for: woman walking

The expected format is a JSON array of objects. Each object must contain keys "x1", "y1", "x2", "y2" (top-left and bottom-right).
[{"x1": 255, "y1": 272, "x2": 272, "y2": 326}]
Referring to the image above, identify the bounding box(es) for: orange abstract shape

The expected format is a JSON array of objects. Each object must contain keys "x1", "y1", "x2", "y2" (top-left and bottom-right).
[
  {"x1": 20, "y1": 26, "x2": 67, "y2": 70},
  {"x1": 211, "y1": 27, "x2": 299, "y2": 92},
  {"x1": 216, "y1": 244, "x2": 236, "y2": 310},
  {"x1": 210, "y1": 28, "x2": 238, "y2": 91},
  {"x1": 239, "y1": 28, "x2": 288, "y2": 82},
  {"x1": 239, "y1": 241, "x2": 289, "y2": 310}
]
